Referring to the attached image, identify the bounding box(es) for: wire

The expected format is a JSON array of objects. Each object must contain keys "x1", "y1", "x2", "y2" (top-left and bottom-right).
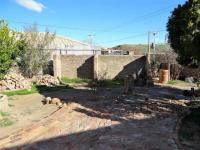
[
  {"x1": 103, "y1": 4, "x2": 176, "y2": 32},
  {"x1": 102, "y1": 32, "x2": 147, "y2": 44},
  {"x1": 7, "y1": 19, "x2": 141, "y2": 34},
  {"x1": 6, "y1": 3, "x2": 175, "y2": 34},
  {"x1": 102, "y1": 30, "x2": 166, "y2": 44}
]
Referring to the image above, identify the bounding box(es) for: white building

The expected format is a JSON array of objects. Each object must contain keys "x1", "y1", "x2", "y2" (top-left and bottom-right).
[{"x1": 47, "y1": 35, "x2": 101, "y2": 57}]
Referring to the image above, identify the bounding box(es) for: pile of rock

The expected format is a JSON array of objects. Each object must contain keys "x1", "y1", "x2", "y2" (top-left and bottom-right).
[
  {"x1": 0, "y1": 73, "x2": 31, "y2": 91},
  {"x1": 36, "y1": 75, "x2": 60, "y2": 87}
]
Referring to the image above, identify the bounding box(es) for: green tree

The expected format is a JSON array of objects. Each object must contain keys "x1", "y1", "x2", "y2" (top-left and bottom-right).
[
  {"x1": 0, "y1": 20, "x2": 22, "y2": 79},
  {"x1": 167, "y1": 0, "x2": 200, "y2": 67},
  {"x1": 19, "y1": 24, "x2": 55, "y2": 78}
]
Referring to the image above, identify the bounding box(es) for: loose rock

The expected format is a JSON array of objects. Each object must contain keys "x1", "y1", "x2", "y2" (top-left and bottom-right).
[
  {"x1": 0, "y1": 73, "x2": 31, "y2": 91},
  {"x1": 51, "y1": 98, "x2": 61, "y2": 104},
  {"x1": 36, "y1": 75, "x2": 60, "y2": 87},
  {"x1": 45, "y1": 97, "x2": 52, "y2": 104},
  {"x1": 56, "y1": 102, "x2": 63, "y2": 107},
  {"x1": 185, "y1": 77, "x2": 194, "y2": 83}
]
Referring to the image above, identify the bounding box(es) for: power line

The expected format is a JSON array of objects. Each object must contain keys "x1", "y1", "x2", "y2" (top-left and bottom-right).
[
  {"x1": 102, "y1": 30, "x2": 166, "y2": 44},
  {"x1": 6, "y1": 19, "x2": 142, "y2": 34},
  {"x1": 7, "y1": 20, "x2": 103, "y2": 32},
  {"x1": 6, "y1": 3, "x2": 174, "y2": 35},
  {"x1": 102, "y1": 32, "x2": 147, "y2": 44},
  {"x1": 103, "y1": 4, "x2": 176, "y2": 32},
  {"x1": 10, "y1": 18, "x2": 167, "y2": 45}
]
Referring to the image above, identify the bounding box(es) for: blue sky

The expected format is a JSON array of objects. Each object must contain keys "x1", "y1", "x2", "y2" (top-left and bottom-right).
[{"x1": 1, "y1": 0, "x2": 187, "y2": 47}]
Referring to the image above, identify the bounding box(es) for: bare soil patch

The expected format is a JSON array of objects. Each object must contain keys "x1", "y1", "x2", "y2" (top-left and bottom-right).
[
  {"x1": 179, "y1": 105, "x2": 200, "y2": 150},
  {"x1": 0, "y1": 94, "x2": 58, "y2": 138},
  {"x1": 0, "y1": 84, "x2": 191, "y2": 150}
]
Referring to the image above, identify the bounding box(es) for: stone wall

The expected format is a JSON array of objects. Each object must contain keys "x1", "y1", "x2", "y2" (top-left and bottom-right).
[
  {"x1": 96, "y1": 55, "x2": 146, "y2": 79},
  {"x1": 54, "y1": 55, "x2": 94, "y2": 79},
  {"x1": 54, "y1": 55, "x2": 146, "y2": 80},
  {"x1": 180, "y1": 67, "x2": 200, "y2": 78},
  {"x1": 149, "y1": 53, "x2": 200, "y2": 78}
]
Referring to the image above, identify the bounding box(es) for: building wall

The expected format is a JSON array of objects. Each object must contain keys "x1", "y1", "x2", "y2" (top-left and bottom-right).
[
  {"x1": 60, "y1": 55, "x2": 94, "y2": 79},
  {"x1": 54, "y1": 55, "x2": 146, "y2": 80},
  {"x1": 96, "y1": 55, "x2": 146, "y2": 79}
]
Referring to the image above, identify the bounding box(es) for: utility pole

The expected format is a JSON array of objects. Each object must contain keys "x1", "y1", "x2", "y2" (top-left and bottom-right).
[
  {"x1": 152, "y1": 32, "x2": 156, "y2": 63},
  {"x1": 153, "y1": 32, "x2": 156, "y2": 54},
  {"x1": 88, "y1": 34, "x2": 95, "y2": 54},
  {"x1": 147, "y1": 31, "x2": 151, "y2": 64},
  {"x1": 146, "y1": 31, "x2": 151, "y2": 79},
  {"x1": 88, "y1": 34, "x2": 95, "y2": 45},
  {"x1": 147, "y1": 31, "x2": 156, "y2": 78},
  {"x1": 165, "y1": 34, "x2": 168, "y2": 43},
  {"x1": 148, "y1": 32, "x2": 151, "y2": 54}
]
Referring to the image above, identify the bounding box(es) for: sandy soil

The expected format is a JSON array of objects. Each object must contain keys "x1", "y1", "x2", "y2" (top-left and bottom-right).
[{"x1": 0, "y1": 94, "x2": 58, "y2": 138}]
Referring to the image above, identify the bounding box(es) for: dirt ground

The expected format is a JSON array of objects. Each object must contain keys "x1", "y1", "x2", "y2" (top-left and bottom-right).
[
  {"x1": 0, "y1": 94, "x2": 58, "y2": 138},
  {"x1": 0, "y1": 84, "x2": 192, "y2": 150},
  {"x1": 179, "y1": 108, "x2": 200, "y2": 150}
]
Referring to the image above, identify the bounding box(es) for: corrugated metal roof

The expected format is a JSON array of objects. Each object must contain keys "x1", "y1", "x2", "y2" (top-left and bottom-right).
[
  {"x1": 48, "y1": 35, "x2": 93, "y2": 50},
  {"x1": 15, "y1": 32, "x2": 102, "y2": 51}
]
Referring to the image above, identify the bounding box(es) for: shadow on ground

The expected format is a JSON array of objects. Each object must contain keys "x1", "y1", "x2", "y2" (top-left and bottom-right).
[{"x1": 4, "y1": 85, "x2": 189, "y2": 150}]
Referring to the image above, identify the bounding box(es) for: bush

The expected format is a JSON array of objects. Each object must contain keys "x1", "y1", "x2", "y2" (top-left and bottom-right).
[
  {"x1": 0, "y1": 20, "x2": 23, "y2": 79},
  {"x1": 170, "y1": 64, "x2": 182, "y2": 80},
  {"x1": 18, "y1": 24, "x2": 55, "y2": 78}
]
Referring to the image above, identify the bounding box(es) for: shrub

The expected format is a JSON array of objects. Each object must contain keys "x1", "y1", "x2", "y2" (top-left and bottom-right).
[
  {"x1": 0, "y1": 20, "x2": 22, "y2": 79},
  {"x1": 18, "y1": 24, "x2": 55, "y2": 78}
]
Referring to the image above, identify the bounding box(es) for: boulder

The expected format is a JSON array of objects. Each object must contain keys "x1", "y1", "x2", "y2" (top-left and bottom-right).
[
  {"x1": 51, "y1": 98, "x2": 61, "y2": 105},
  {"x1": 45, "y1": 97, "x2": 52, "y2": 104},
  {"x1": 185, "y1": 77, "x2": 194, "y2": 83},
  {"x1": 56, "y1": 102, "x2": 63, "y2": 106}
]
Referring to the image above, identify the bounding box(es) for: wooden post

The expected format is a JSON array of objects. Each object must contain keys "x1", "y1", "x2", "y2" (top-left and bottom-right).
[
  {"x1": 148, "y1": 32, "x2": 151, "y2": 54},
  {"x1": 145, "y1": 32, "x2": 151, "y2": 80},
  {"x1": 124, "y1": 75, "x2": 133, "y2": 94}
]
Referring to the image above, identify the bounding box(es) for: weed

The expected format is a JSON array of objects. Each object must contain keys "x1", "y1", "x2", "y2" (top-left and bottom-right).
[
  {"x1": 1, "y1": 84, "x2": 71, "y2": 97},
  {"x1": 0, "y1": 118, "x2": 15, "y2": 127},
  {"x1": 61, "y1": 77, "x2": 91, "y2": 85},
  {"x1": 168, "y1": 80, "x2": 177, "y2": 85},
  {"x1": 0, "y1": 111, "x2": 14, "y2": 127},
  {"x1": 0, "y1": 111, "x2": 9, "y2": 117}
]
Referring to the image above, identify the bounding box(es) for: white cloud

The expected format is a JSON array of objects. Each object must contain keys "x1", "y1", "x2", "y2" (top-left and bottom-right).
[{"x1": 16, "y1": 0, "x2": 45, "y2": 13}]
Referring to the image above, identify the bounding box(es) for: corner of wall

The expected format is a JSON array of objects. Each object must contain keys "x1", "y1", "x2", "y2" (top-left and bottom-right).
[
  {"x1": 53, "y1": 54, "x2": 62, "y2": 78},
  {"x1": 93, "y1": 55, "x2": 99, "y2": 80}
]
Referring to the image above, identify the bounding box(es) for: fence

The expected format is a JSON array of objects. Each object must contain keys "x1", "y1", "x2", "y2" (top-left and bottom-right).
[
  {"x1": 51, "y1": 49, "x2": 101, "y2": 56},
  {"x1": 53, "y1": 54, "x2": 146, "y2": 80}
]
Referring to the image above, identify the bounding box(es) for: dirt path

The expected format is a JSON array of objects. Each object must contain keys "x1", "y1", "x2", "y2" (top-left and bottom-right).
[
  {"x1": 0, "y1": 85, "x2": 188, "y2": 150},
  {"x1": 0, "y1": 94, "x2": 58, "y2": 138}
]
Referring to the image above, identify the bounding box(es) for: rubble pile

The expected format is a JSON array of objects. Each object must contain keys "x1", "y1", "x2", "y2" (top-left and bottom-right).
[
  {"x1": 0, "y1": 73, "x2": 31, "y2": 91},
  {"x1": 36, "y1": 75, "x2": 60, "y2": 87}
]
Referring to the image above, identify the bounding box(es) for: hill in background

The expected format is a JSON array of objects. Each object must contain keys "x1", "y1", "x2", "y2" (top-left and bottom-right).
[{"x1": 112, "y1": 44, "x2": 173, "y2": 55}]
